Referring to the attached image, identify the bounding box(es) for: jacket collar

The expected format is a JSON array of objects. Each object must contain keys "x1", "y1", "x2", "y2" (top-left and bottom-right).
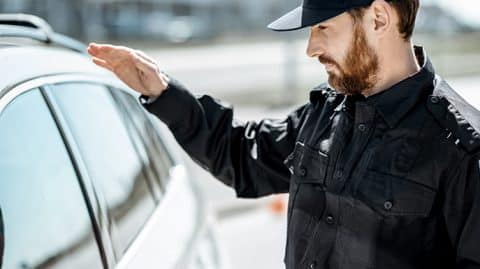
[{"x1": 361, "y1": 46, "x2": 436, "y2": 128}]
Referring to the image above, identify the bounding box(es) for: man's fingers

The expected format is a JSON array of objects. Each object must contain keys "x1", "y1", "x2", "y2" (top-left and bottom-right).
[
  {"x1": 90, "y1": 44, "x2": 156, "y2": 74},
  {"x1": 92, "y1": 57, "x2": 113, "y2": 71},
  {"x1": 88, "y1": 43, "x2": 130, "y2": 63},
  {"x1": 87, "y1": 43, "x2": 108, "y2": 57},
  {"x1": 88, "y1": 44, "x2": 156, "y2": 72},
  {"x1": 88, "y1": 43, "x2": 117, "y2": 52}
]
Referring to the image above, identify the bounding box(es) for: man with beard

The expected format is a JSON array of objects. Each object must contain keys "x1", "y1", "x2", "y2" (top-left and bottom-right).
[{"x1": 88, "y1": 0, "x2": 480, "y2": 268}]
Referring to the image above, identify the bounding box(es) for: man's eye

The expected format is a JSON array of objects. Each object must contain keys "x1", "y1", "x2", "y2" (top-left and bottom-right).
[{"x1": 317, "y1": 25, "x2": 327, "y2": 30}]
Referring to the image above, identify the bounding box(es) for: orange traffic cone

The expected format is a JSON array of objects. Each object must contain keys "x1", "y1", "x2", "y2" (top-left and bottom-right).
[{"x1": 268, "y1": 195, "x2": 287, "y2": 215}]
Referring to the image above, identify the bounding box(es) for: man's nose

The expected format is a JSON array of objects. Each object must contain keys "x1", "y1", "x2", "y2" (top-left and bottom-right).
[{"x1": 306, "y1": 31, "x2": 322, "y2": 58}]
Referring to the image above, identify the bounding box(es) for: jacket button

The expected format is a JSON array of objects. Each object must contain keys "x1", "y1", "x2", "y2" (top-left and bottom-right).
[
  {"x1": 384, "y1": 201, "x2": 393, "y2": 210},
  {"x1": 326, "y1": 215, "x2": 334, "y2": 225},
  {"x1": 333, "y1": 169, "x2": 343, "y2": 179},
  {"x1": 430, "y1": 96, "x2": 440, "y2": 104},
  {"x1": 309, "y1": 261, "x2": 317, "y2": 269},
  {"x1": 299, "y1": 166, "x2": 307, "y2": 177},
  {"x1": 358, "y1": 124, "x2": 367, "y2": 132}
]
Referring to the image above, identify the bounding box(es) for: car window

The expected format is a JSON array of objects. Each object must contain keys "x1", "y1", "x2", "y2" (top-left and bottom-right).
[
  {"x1": 110, "y1": 89, "x2": 174, "y2": 187},
  {"x1": 0, "y1": 89, "x2": 103, "y2": 269},
  {"x1": 49, "y1": 83, "x2": 156, "y2": 258}
]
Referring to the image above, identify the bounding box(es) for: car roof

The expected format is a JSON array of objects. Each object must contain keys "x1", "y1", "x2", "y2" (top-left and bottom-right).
[
  {"x1": 0, "y1": 14, "x2": 85, "y2": 52},
  {"x1": 0, "y1": 14, "x2": 126, "y2": 96},
  {"x1": 0, "y1": 45, "x2": 116, "y2": 90}
]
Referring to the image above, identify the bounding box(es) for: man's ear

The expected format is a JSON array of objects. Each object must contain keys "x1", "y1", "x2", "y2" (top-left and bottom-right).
[{"x1": 368, "y1": 0, "x2": 394, "y2": 36}]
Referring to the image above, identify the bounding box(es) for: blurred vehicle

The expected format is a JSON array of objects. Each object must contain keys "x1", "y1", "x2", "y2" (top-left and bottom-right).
[
  {"x1": 1, "y1": 0, "x2": 480, "y2": 42},
  {"x1": 84, "y1": 0, "x2": 220, "y2": 43},
  {"x1": 0, "y1": 14, "x2": 228, "y2": 269},
  {"x1": 104, "y1": 10, "x2": 217, "y2": 43}
]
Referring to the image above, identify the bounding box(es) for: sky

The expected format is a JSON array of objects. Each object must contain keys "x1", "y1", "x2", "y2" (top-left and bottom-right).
[{"x1": 423, "y1": 0, "x2": 480, "y2": 26}]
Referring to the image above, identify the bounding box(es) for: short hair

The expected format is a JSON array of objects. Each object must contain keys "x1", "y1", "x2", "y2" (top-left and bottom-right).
[{"x1": 349, "y1": 0, "x2": 420, "y2": 41}]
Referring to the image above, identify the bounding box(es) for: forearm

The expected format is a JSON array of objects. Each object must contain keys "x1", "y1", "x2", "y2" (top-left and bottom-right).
[{"x1": 141, "y1": 78, "x2": 296, "y2": 197}]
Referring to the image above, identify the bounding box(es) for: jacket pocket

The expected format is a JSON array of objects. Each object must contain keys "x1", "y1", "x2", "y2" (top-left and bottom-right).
[
  {"x1": 356, "y1": 170, "x2": 436, "y2": 217},
  {"x1": 287, "y1": 141, "x2": 329, "y2": 185}
]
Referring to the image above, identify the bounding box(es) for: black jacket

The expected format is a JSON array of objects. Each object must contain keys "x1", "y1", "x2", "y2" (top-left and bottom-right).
[{"x1": 141, "y1": 47, "x2": 480, "y2": 269}]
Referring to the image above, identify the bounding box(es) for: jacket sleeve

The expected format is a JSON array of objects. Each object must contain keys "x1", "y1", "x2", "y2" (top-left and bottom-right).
[
  {"x1": 442, "y1": 152, "x2": 480, "y2": 268},
  {"x1": 141, "y1": 78, "x2": 310, "y2": 198}
]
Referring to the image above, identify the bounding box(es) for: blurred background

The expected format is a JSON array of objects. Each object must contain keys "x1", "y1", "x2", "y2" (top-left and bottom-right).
[{"x1": 1, "y1": 0, "x2": 479, "y2": 268}]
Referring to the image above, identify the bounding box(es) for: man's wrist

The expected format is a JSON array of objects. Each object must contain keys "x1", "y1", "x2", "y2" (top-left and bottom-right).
[{"x1": 139, "y1": 77, "x2": 170, "y2": 105}]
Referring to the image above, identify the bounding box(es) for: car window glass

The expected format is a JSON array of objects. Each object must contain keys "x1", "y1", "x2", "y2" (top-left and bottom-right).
[
  {"x1": 0, "y1": 89, "x2": 103, "y2": 269},
  {"x1": 110, "y1": 90, "x2": 174, "y2": 187},
  {"x1": 50, "y1": 83, "x2": 156, "y2": 258}
]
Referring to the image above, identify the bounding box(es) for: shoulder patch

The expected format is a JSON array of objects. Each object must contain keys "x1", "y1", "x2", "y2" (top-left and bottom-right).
[
  {"x1": 426, "y1": 75, "x2": 480, "y2": 153},
  {"x1": 309, "y1": 83, "x2": 339, "y2": 104}
]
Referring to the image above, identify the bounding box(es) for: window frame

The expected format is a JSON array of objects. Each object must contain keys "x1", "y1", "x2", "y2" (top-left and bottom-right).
[
  {"x1": 0, "y1": 73, "x2": 189, "y2": 268},
  {"x1": 45, "y1": 81, "x2": 160, "y2": 257},
  {"x1": 106, "y1": 87, "x2": 164, "y2": 199},
  {"x1": 109, "y1": 87, "x2": 175, "y2": 190},
  {"x1": 42, "y1": 84, "x2": 118, "y2": 268},
  {"x1": 41, "y1": 74, "x2": 176, "y2": 262},
  {"x1": 0, "y1": 84, "x2": 110, "y2": 268}
]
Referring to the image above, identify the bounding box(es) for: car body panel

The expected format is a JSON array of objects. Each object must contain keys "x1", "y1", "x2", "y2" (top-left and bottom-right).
[{"x1": 0, "y1": 41, "x2": 228, "y2": 269}]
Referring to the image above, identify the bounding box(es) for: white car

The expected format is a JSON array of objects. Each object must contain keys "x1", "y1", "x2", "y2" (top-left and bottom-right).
[{"x1": 0, "y1": 14, "x2": 228, "y2": 269}]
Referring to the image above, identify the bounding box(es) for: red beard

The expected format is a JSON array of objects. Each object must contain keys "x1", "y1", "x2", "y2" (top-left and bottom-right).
[{"x1": 321, "y1": 23, "x2": 379, "y2": 96}]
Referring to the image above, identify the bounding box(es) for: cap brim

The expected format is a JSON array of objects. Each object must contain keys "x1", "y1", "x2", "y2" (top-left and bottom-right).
[{"x1": 267, "y1": 6, "x2": 347, "y2": 32}]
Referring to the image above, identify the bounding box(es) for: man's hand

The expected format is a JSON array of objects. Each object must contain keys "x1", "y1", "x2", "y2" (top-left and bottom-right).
[{"x1": 87, "y1": 43, "x2": 169, "y2": 98}]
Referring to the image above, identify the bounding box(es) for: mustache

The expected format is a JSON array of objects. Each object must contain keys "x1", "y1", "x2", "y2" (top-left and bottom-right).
[{"x1": 318, "y1": 55, "x2": 338, "y2": 66}]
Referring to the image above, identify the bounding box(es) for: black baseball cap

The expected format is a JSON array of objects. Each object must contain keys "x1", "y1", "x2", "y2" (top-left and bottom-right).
[{"x1": 268, "y1": 0, "x2": 374, "y2": 31}]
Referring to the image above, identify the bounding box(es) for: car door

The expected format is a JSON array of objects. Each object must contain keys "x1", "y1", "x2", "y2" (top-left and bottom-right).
[
  {"x1": 44, "y1": 83, "x2": 158, "y2": 261},
  {"x1": 0, "y1": 88, "x2": 105, "y2": 269},
  {"x1": 44, "y1": 81, "x2": 203, "y2": 269}
]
